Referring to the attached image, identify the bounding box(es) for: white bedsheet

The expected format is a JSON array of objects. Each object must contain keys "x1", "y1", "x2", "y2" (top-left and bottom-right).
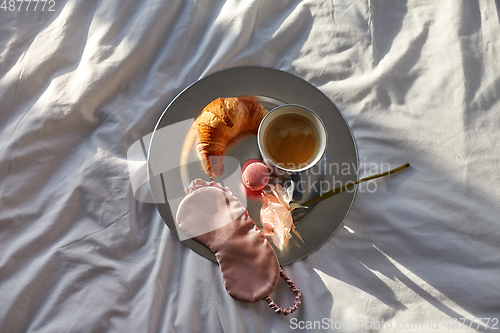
[{"x1": 1, "y1": 0, "x2": 500, "y2": 332}]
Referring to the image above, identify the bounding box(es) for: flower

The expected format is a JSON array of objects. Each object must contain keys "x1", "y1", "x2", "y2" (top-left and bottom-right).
[{"x1": 260, "y1": 182, "x2": 304, "y2": 249}]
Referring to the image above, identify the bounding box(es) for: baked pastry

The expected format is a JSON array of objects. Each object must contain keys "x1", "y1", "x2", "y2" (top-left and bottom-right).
[{"x1": 195, "y1": 97, "x2": 268, "y2": 178}]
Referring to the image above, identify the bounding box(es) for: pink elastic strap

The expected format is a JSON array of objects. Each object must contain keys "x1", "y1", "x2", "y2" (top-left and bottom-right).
[{"x1": 263, "y1": 268, "x2": 301, "y2": 315}]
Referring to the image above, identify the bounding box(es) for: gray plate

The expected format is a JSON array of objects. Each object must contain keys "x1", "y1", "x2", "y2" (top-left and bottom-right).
[{"x1": 148, "y1": 66, "x2": 358, "y2": 265}]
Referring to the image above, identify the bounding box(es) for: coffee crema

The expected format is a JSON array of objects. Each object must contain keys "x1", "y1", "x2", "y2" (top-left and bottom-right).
[{"x1": 264, "y1": 113, "x2": 320, "y2": 169}]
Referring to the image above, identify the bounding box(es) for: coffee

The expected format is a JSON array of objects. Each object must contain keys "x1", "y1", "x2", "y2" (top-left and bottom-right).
[{"x1": 264, "y1": 113, "x2": 320, "y2": 169}]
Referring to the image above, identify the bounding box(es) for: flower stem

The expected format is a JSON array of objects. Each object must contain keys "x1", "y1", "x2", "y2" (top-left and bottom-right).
[{"x1": 301, "y1": 162, "x2": 410, "y2": 207}]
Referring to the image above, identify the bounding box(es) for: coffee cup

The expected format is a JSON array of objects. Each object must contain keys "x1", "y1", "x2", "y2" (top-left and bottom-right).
[{"x1": 257, "y1": 104, "x2": 327, "y2": 175}]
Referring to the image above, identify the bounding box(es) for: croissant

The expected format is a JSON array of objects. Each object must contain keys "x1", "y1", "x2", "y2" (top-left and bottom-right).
[{"x1": 195, "y1": 97, "x2": 268, "y2": 178}]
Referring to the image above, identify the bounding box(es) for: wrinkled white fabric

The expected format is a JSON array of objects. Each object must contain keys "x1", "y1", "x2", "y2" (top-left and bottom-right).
[{"x1": 1, "y1": 0, "x2": 500, "y2": 332}]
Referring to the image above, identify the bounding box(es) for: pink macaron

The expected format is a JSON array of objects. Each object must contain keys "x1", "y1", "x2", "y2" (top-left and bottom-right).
[{"x1": 241, "y1": 159, "x2": 270, "y2": 191}]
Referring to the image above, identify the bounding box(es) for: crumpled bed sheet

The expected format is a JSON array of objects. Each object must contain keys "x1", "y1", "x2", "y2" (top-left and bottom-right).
[{"x1": 1, "y1": 0, "x2": 499, "y2": 332}]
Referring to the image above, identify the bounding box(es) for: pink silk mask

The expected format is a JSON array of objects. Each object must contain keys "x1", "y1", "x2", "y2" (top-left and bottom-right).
[{"x1": 176, "y1": 179, "x2": 301, "y2": 315}]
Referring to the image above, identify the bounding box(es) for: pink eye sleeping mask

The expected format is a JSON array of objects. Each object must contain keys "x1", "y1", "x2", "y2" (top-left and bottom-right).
[{"x1": 175, "y1": 179, "x2": 301, "y2": 315}]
